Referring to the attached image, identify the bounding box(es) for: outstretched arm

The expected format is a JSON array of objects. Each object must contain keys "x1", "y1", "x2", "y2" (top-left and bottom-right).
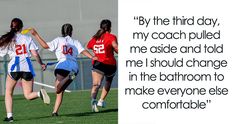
[
  {"x1": 81, "y1": 50, "x2": 98, "y2": 60},
  {"x1": 30, "y1": 28, "x2": 49, "y2": 49}
]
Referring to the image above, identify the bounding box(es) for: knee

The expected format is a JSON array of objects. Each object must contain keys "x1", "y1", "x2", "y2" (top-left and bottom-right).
[
  {"x1": 24, "y1": 94, "x2": 32, "y2": 100},
  {"x1": 5, "y1": 90, "x2": 13, "y2": 96},
  {"x1": 93, "y1": 84, "x2": 101, "y2": 89},
  {"x1": 56, "y1": 89, "x2": 64, "y2": 94},
  {"x1": 56, "y1": 86, "x2": 61, "y2": 94}
]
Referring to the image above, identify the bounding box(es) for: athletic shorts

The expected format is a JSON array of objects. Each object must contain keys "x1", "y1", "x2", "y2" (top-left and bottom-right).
[
  {"x1": 92, "y1": 60, "x2": 117, "y2": 77},
  {"x1": 54, "y1": 69, "x2": 78, "y2": 77},
  {"x1": 54, "y1": 69, "x2": 70, "y2": 77},
  {"x1": 10, "y1": 72, "x2": 33, "y2": 81}
]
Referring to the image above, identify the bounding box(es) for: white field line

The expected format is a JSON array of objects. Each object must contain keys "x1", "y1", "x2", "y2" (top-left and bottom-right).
[{"x1": 34, "y1": 81, "x2": 71, "y2": 93}]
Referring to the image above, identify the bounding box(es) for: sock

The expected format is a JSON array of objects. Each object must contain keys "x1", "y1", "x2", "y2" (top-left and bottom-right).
[
  {"x1": 92, "y1": 98, "x2": 96, "y2": 101},
  {"x1": 37, "y1": 91, "x2": 41, "y2": 97},
  {"x1": 99, "y1": 99, "x2": 104, "y2": 102},
  {"x1": 7, "y1": 113, "x2": 13, "y2": 118}
]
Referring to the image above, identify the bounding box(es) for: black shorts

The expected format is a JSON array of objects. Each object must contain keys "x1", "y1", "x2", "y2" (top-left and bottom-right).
[
  {"x1": 92, "y1": 61, "x2": 117, "y2": 77},
  {"x1": 10, "y1": 72, "x2": 33, "y2": 81},
  {"x1": 54, "y1": 69, "x2": 78, "y2": 77},
  {"x1": 54, "y1": 69, "x2": 70, "y2": 77}
]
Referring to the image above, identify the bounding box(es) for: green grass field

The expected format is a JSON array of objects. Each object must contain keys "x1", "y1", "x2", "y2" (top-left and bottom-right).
[{"x1": 0, "y1": 89, "x2": 118, "y2": 124}]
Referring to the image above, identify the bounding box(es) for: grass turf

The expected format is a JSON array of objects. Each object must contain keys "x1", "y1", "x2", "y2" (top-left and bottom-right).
[{"x1": 0, "y1": 89, "x2": 118, "y2": 124}]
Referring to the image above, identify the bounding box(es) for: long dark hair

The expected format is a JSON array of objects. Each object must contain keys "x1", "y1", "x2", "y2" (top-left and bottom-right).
[
  {"x1": 61, "y1": 23, "x2": 73, "y2": 37},
  {"x1": 0, "y1": 18, "x2": 23, "y2": 48},
  {"x1": 93, "y1": 19, "x2": 111, "y2": 40}
]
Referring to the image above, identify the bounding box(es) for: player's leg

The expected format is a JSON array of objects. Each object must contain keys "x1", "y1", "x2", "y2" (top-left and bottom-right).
[
  {"x1": 4, "y1": 74, "x2": 17, "y2": 122},
  {"x1": 55, "y1": 69, "x2": 75, "y2": 94},
  {"x1": 97, "y1": 76, "x2": 114, "y2": 107},
  {"x1": 97, "y1": 64, "x2": 117, "y2": 108},
  {"x1": 91, "y1": 61, "x2": 104, "y2": 99},
  {"x1": 22, "y1": 79, "x2": 38, "y2": 100},
  {"x1": 91, "y1": 70, "x2": 104, "y2": 112},
  {"x1": 52, "y1": 69, "x2": 72, "y2": 115},
  {"x1": 56, "y1": 75, "x2": 73, "y2": 94},
  {"x1": 52, "y1": 74, "x2": 65, "y2": 116},
  {"x1": 21, "y1": 72, "x2": 50, "y2": 104},
  {"x1": 21, "y1": 72, "x2": 38, "y2": 100}
]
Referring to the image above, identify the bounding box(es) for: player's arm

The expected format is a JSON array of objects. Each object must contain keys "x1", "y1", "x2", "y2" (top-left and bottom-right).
[
  {"x1": 30, "y1": 28, "x2": 50, "y2": 49},
  {"x1": 81, "y1": 50, "x2": 98, "y2": 60},
  {"x1": 31, "y1": 50, "x2": 46, "y2": 70},
  {"x1": 112, "y1": 39, "x2": 118, "y2": 54}
]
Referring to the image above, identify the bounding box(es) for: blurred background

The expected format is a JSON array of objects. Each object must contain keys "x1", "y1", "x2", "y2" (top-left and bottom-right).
[{"x1": 0, "y1": 0, "x2": 118, "y2": 95}]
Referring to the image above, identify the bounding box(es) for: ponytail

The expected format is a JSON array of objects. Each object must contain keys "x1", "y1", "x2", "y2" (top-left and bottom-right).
[
  {"x1": 93, "y1": 28, "x2": 106, "y2": 40},
  {"x1": 0, "y1": 29, "x2": 17, "y2": 48},
  {"x1": 0, "y1": 18, "x2": 23, "y2": 48},
  {"x1": 93, "y1": 19, "x2": 111, "y2": 40}
]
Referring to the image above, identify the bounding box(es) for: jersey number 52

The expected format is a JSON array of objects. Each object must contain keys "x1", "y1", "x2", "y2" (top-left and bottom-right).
[
  {"x1": 93, "y1": 44, "x2": 105, "y2": 54},
  {"x1": 62, "y1": 45, "x2": 73, "y2": 55}
]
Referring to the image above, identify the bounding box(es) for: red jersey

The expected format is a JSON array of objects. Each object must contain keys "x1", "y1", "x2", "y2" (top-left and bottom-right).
[{"x1": 87, "y1": 32, "x2": 117, "y2": 65}]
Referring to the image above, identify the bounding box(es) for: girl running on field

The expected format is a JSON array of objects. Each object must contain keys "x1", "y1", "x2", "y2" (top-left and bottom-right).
[
  {"x1": 0, "y1": 18, "x2": 50, "y2": 122},
  {"x1": 87, "y1": 19, "x2": 118, "y2": 112},
  {"x1": 30, "y1": 23, "x2": 97, "y2": 116}
]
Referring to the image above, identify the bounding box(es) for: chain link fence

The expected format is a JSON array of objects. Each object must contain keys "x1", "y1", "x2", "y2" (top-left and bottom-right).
[{"x1": 0, "y1": 56, "x2": 118, "y2": 95}]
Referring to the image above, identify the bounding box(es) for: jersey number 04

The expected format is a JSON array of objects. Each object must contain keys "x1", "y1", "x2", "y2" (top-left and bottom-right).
[{"x1": 62, "y1": 45, "x2": 73, "y2": 55}]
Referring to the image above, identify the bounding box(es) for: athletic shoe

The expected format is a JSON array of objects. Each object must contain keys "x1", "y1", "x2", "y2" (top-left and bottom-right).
[
  {"x1": 69, "y1": 72, "x2": 76, "y2": 80},
  {"x1": 97, "y1": 100, "x2": 106, "y2": 108},
  {"x1": 3, "y1": 117, "x2": 13, "y2": 122},
  {"x1": 40, "y1": 89, "x2": 50, "y2": 105},
  {"x1": 91, "y1": 99, "x2": 99, "y2": 112},
  {"x1": 52, "y1": 112, "x2": 59, "y2": 117}
]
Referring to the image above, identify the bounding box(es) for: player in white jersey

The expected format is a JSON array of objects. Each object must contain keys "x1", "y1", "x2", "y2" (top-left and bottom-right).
[
  {"x1": 0, "y1": 18, "x2": 50, "y2": 122},
  {"x1": 30, "y1": 23, "x2": 97, "y2": 116}
]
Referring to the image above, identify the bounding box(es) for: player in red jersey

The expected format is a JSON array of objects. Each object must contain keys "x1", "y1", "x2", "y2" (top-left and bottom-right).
[{"x1": 87, "y1": 19, "x2": 118, "y2": 112}]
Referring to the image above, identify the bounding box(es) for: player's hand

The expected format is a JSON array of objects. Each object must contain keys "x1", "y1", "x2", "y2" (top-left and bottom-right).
[
  {"x1": 41, "y1": 63, "x2": 47, "y2": 71},
  {"x1": 92, "y1": 56, "x2": 98, "y2": 60}
]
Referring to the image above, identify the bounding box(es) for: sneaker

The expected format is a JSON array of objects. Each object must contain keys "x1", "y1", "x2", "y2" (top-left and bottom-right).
[
  {"x1": 40, "y1": 89, "x2": 50, "y2": 105},
  {"x1": 3, "y1": 117, "x2": 13, "y2": 122},
  {"x1": 97, "y1": 100, "x2": 106, "y2": 108},
  {"x1": 52, "y1": 112, "x2": 59, "y2": 117},
  {"x1": 91, "y1": 99, "x2": 99, "y2": 112},
  {"x1": 69, "y1": 72, "x2": 76, "y2": 80}
]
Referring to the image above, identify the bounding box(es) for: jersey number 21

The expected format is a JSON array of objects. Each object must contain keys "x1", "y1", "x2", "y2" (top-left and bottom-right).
[{"x1": 15, "y1": 44, "x2": 27, "y2": 55}]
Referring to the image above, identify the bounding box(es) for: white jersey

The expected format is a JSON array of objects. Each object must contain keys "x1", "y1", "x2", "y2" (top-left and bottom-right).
[
  {"x1": 0, "y1": 33, "x2": 38, "y2": 75},
  {"x1": 47, "y1": 36, "x2": 85, "y2": 73}
]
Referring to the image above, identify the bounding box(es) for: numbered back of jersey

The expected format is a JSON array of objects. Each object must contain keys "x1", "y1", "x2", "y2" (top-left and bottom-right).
[
  {"x1": 15, "y1": 44, "x2": 27, "y2": 55},
  {"x1": 93, "y1": 44, "x2": 105, "y2": 54},
  {"x1": 62, "y1": 45, "x2": 73, "y2": 55}
]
